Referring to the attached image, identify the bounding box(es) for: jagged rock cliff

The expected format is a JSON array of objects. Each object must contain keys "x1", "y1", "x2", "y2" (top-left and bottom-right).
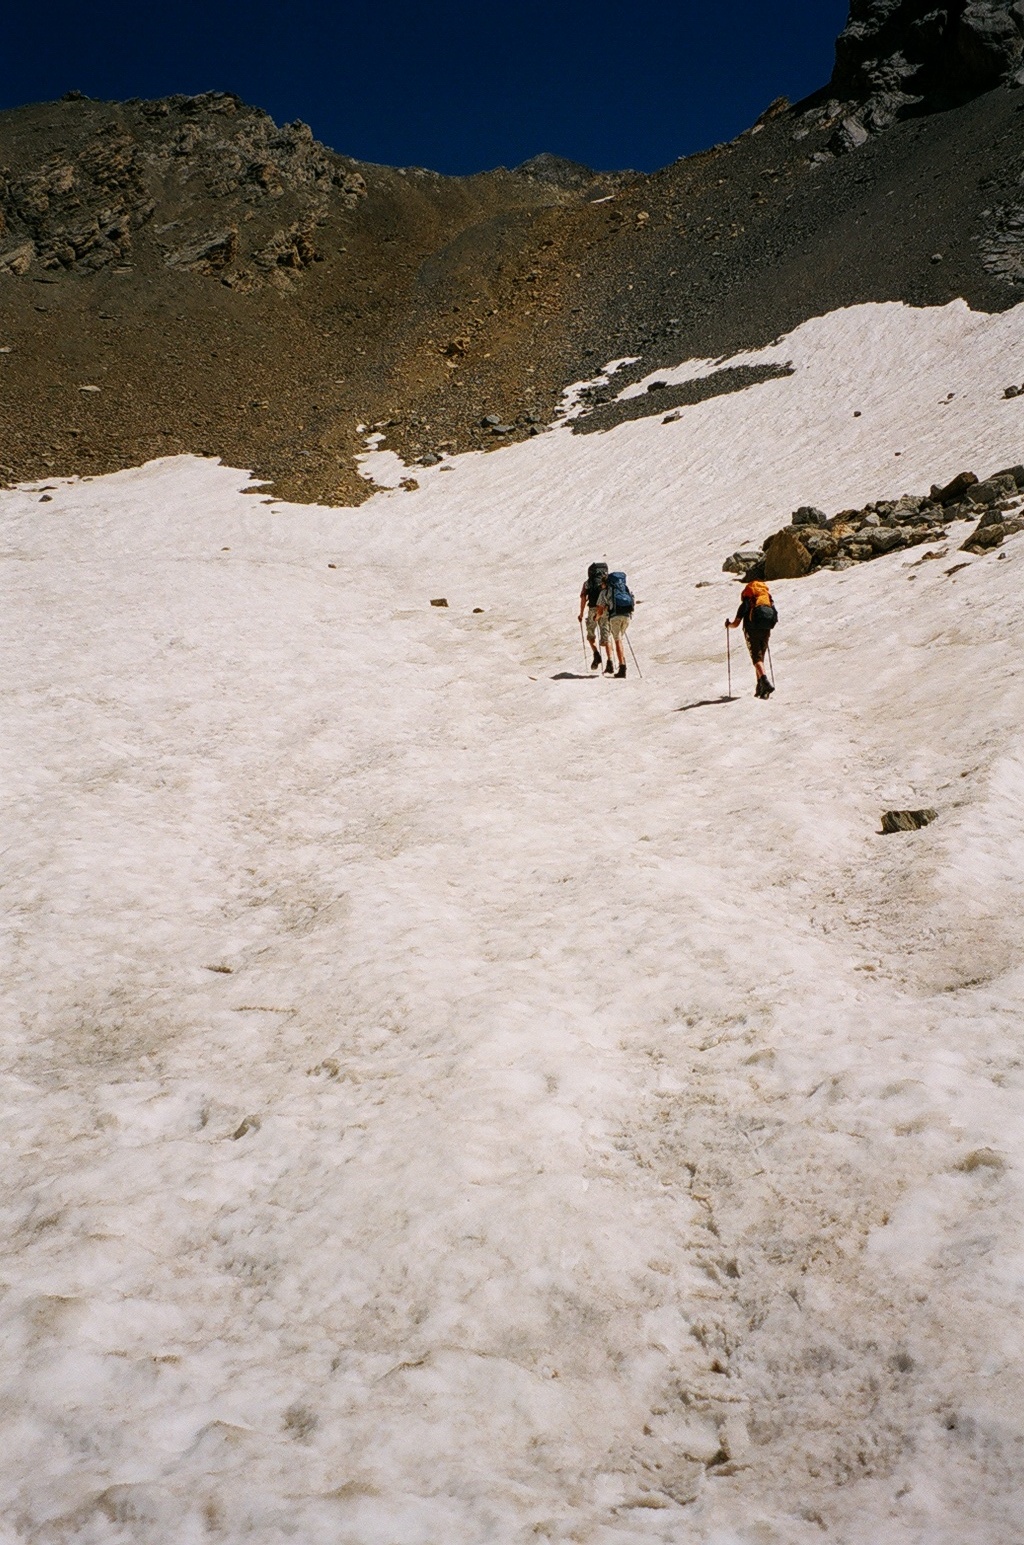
[{"x1": 831, "y1": 0, "x2": 1024, "y2": 132}]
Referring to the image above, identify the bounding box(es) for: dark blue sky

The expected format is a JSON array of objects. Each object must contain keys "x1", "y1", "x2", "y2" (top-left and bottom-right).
[{"x1": 4, "y1": 1, "x2": 850, "y2": 175}]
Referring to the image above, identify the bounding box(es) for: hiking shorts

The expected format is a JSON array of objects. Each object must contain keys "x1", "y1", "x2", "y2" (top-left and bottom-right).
[
  {"x1": 744, "y1": 624, "x2": 770, "y2": 666},
  {"x1": 608, "y1": 614, "x2": 630, "y2": 640},
  {"x1": 585, "y1": 605, "x2": 608, "y2": 645}
]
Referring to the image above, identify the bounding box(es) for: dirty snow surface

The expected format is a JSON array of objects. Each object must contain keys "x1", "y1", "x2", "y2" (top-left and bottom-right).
[{"x1": 4, "y1": 301, "x2": 1024, "y2": 1545}]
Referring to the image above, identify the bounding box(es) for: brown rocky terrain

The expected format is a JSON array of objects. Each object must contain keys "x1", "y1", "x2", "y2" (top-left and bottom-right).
[{"x1": 3, "y1": 2, "x2": 1024, "y2": 503}]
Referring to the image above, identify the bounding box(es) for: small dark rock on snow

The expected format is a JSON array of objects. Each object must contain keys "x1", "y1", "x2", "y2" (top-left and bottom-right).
[{"x1": 881, "y1": 809, "x2": 938, "y2": 834}]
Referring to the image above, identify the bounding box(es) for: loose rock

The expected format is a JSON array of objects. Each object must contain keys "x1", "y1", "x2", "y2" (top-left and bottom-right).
[
  {"x1": 931, "y1": 470, "x2": 978, "y2": 505},
  {"x1": 881, "y1": 809, "x2": 938, "y2": 833},
  {"x1": 966, "y1": 473, "x2": 1017, "y2": 504},
  {"x1": 722, "y1": 549, "x2": 763, "y2": 575}
]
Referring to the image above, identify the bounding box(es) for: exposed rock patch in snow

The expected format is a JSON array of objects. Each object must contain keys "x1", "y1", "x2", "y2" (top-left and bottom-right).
[{"x1": 2, "y1": 300, "x2": 1024, "y2": 1542}]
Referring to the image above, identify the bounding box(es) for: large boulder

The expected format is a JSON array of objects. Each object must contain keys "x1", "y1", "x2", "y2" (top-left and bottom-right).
[
  {"x1": 963, "y1": 521, "x2": 1007, "y2": 549},
  {"x1": 966, "y1": 472, "x2": 1018, "y2": 504},
  {"x1": 764, "y1": 527, "x2": 812, "y2": 580},
  {"x1": 990, "y1": 462, "x2": 1024, "y2": 486},
  {"x1": 868, "y1": 526, "x2": 909, "y2": 553},
  {"x1": 930, "y1": 469, "x2": 979, "y2": 504}
]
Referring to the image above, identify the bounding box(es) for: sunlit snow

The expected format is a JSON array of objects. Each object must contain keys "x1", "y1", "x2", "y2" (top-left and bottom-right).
[{"x1": 2, "y1": 300, "x2": 1024, "y2": 1543}]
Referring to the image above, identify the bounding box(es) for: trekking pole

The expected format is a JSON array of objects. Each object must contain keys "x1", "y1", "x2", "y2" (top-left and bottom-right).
[
  {"x1": 626, "y1": 632, "x2": 643, "y2": 679},
  {"x1": 726, "y1": 625, "x2": 732, "y2": 699},
  {"x1": 767, "y1": 642, "x2": 776, "y2": 687},
  {"x1": 579, "y1": 617, "x2": 589, "y2": 667}
]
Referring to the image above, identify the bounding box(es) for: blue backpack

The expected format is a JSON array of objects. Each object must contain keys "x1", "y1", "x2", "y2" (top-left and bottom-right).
[{"x1": 605, "y1": 571, "x2": 634, "y2": 617}]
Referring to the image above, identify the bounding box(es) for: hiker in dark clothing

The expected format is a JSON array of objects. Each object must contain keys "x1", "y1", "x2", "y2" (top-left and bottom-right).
[
  {"x1": 726, "y1": 580, "x2": 776, "y2": 698},
  {"x1": 578, "y1": 562, "x2": 610, "y2": 671},
  {"x1": 597, "y1": 570, "x2": 635, "y2": 679}
]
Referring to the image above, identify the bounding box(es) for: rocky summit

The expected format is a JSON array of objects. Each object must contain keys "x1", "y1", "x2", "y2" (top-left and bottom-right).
[{"x1": 3, "y1": 5, "x2": 1024, "y2": 503}]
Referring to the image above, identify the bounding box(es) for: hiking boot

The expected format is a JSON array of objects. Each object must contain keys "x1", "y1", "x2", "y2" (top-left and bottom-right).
[
  {"x1": 591, "y1": 648, "x2": 602, "y2": 670},
  {"x1": 604, "y1": 660, "x2": 615, "y2": 675},
  {"x1": 756, "y1": 675, "x2": 775, "y2": 699},
  {"x1": 616, "y1": 663, "x2": 627, "y2": 679}
]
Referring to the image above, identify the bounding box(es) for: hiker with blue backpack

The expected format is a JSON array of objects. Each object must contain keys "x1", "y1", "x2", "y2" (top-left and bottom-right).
[
  {"x1": 597, "y1": 570, "x2": 635, "y2": 679},
  {"x1": 726, "y1": 579, "x2": 777, "y2": 698}
]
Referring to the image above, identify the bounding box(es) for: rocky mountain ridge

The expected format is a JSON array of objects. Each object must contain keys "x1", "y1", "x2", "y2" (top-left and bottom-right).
[{"x1": 2, "y1": 3, "x2": 1024, "y2": 502}]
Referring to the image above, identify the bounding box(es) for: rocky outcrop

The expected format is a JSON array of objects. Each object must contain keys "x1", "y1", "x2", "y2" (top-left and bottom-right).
[
  {"x1": 829, "y1": 1, "x2": 1024, "y2": 143},
  {"x1": 570, "y1": 363, "x2": 795, "y2": 435},
  {"x1": 0, "y1": 120, "x2": 154, "y2": 273},
  {"x1": 0, "y1": 91, "x2": 366, "y2": 286},
  {"x1": 138, "y1": 94, "x2": 366, "y2": 208},
  {"x1": 723, "y1": 462, "x2": 1024, "y2": 578}
]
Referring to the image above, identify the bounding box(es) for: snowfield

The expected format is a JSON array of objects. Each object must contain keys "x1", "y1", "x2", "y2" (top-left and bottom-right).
[{"x1": 3, "y1": 300, "x2": 1024, "y2": 1544}]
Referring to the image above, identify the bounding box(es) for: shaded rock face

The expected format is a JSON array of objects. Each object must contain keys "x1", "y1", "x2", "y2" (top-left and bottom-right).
[{"x1": 832, "y1": 0, "x2": 1024, "y2": 131}]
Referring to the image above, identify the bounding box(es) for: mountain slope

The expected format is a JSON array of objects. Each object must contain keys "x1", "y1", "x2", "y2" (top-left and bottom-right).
[
  {"x1": 4, "y1": 3, "x2": 1024, "y2": 502},
  {"x1": 2, "y1": 297, "x2": 1024, "y2": 1542}
]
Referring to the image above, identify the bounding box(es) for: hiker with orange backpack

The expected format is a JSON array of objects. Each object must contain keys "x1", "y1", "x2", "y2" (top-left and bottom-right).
[{"x1": 726, "y1": 580, "x2": 777, "y2": 698}]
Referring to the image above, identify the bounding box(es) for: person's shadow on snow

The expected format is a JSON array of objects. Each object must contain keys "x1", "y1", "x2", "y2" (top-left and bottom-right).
[
  {"x1": 676, "y1": 696, "x2": 736, "y2": 711},
  {"x1": 550, "y1": 672, "x2": 598, "y2": 680}
]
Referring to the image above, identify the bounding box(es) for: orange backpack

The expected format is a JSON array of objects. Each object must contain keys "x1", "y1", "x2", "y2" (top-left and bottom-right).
[{"x1": 742, "y1": 581, "x2": 778, "y2": 630}]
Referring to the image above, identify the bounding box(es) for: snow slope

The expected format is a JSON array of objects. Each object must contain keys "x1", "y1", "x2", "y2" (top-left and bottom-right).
[{"x1": 2, "y1": 300, "x2": 1024, "y2": 1545}]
